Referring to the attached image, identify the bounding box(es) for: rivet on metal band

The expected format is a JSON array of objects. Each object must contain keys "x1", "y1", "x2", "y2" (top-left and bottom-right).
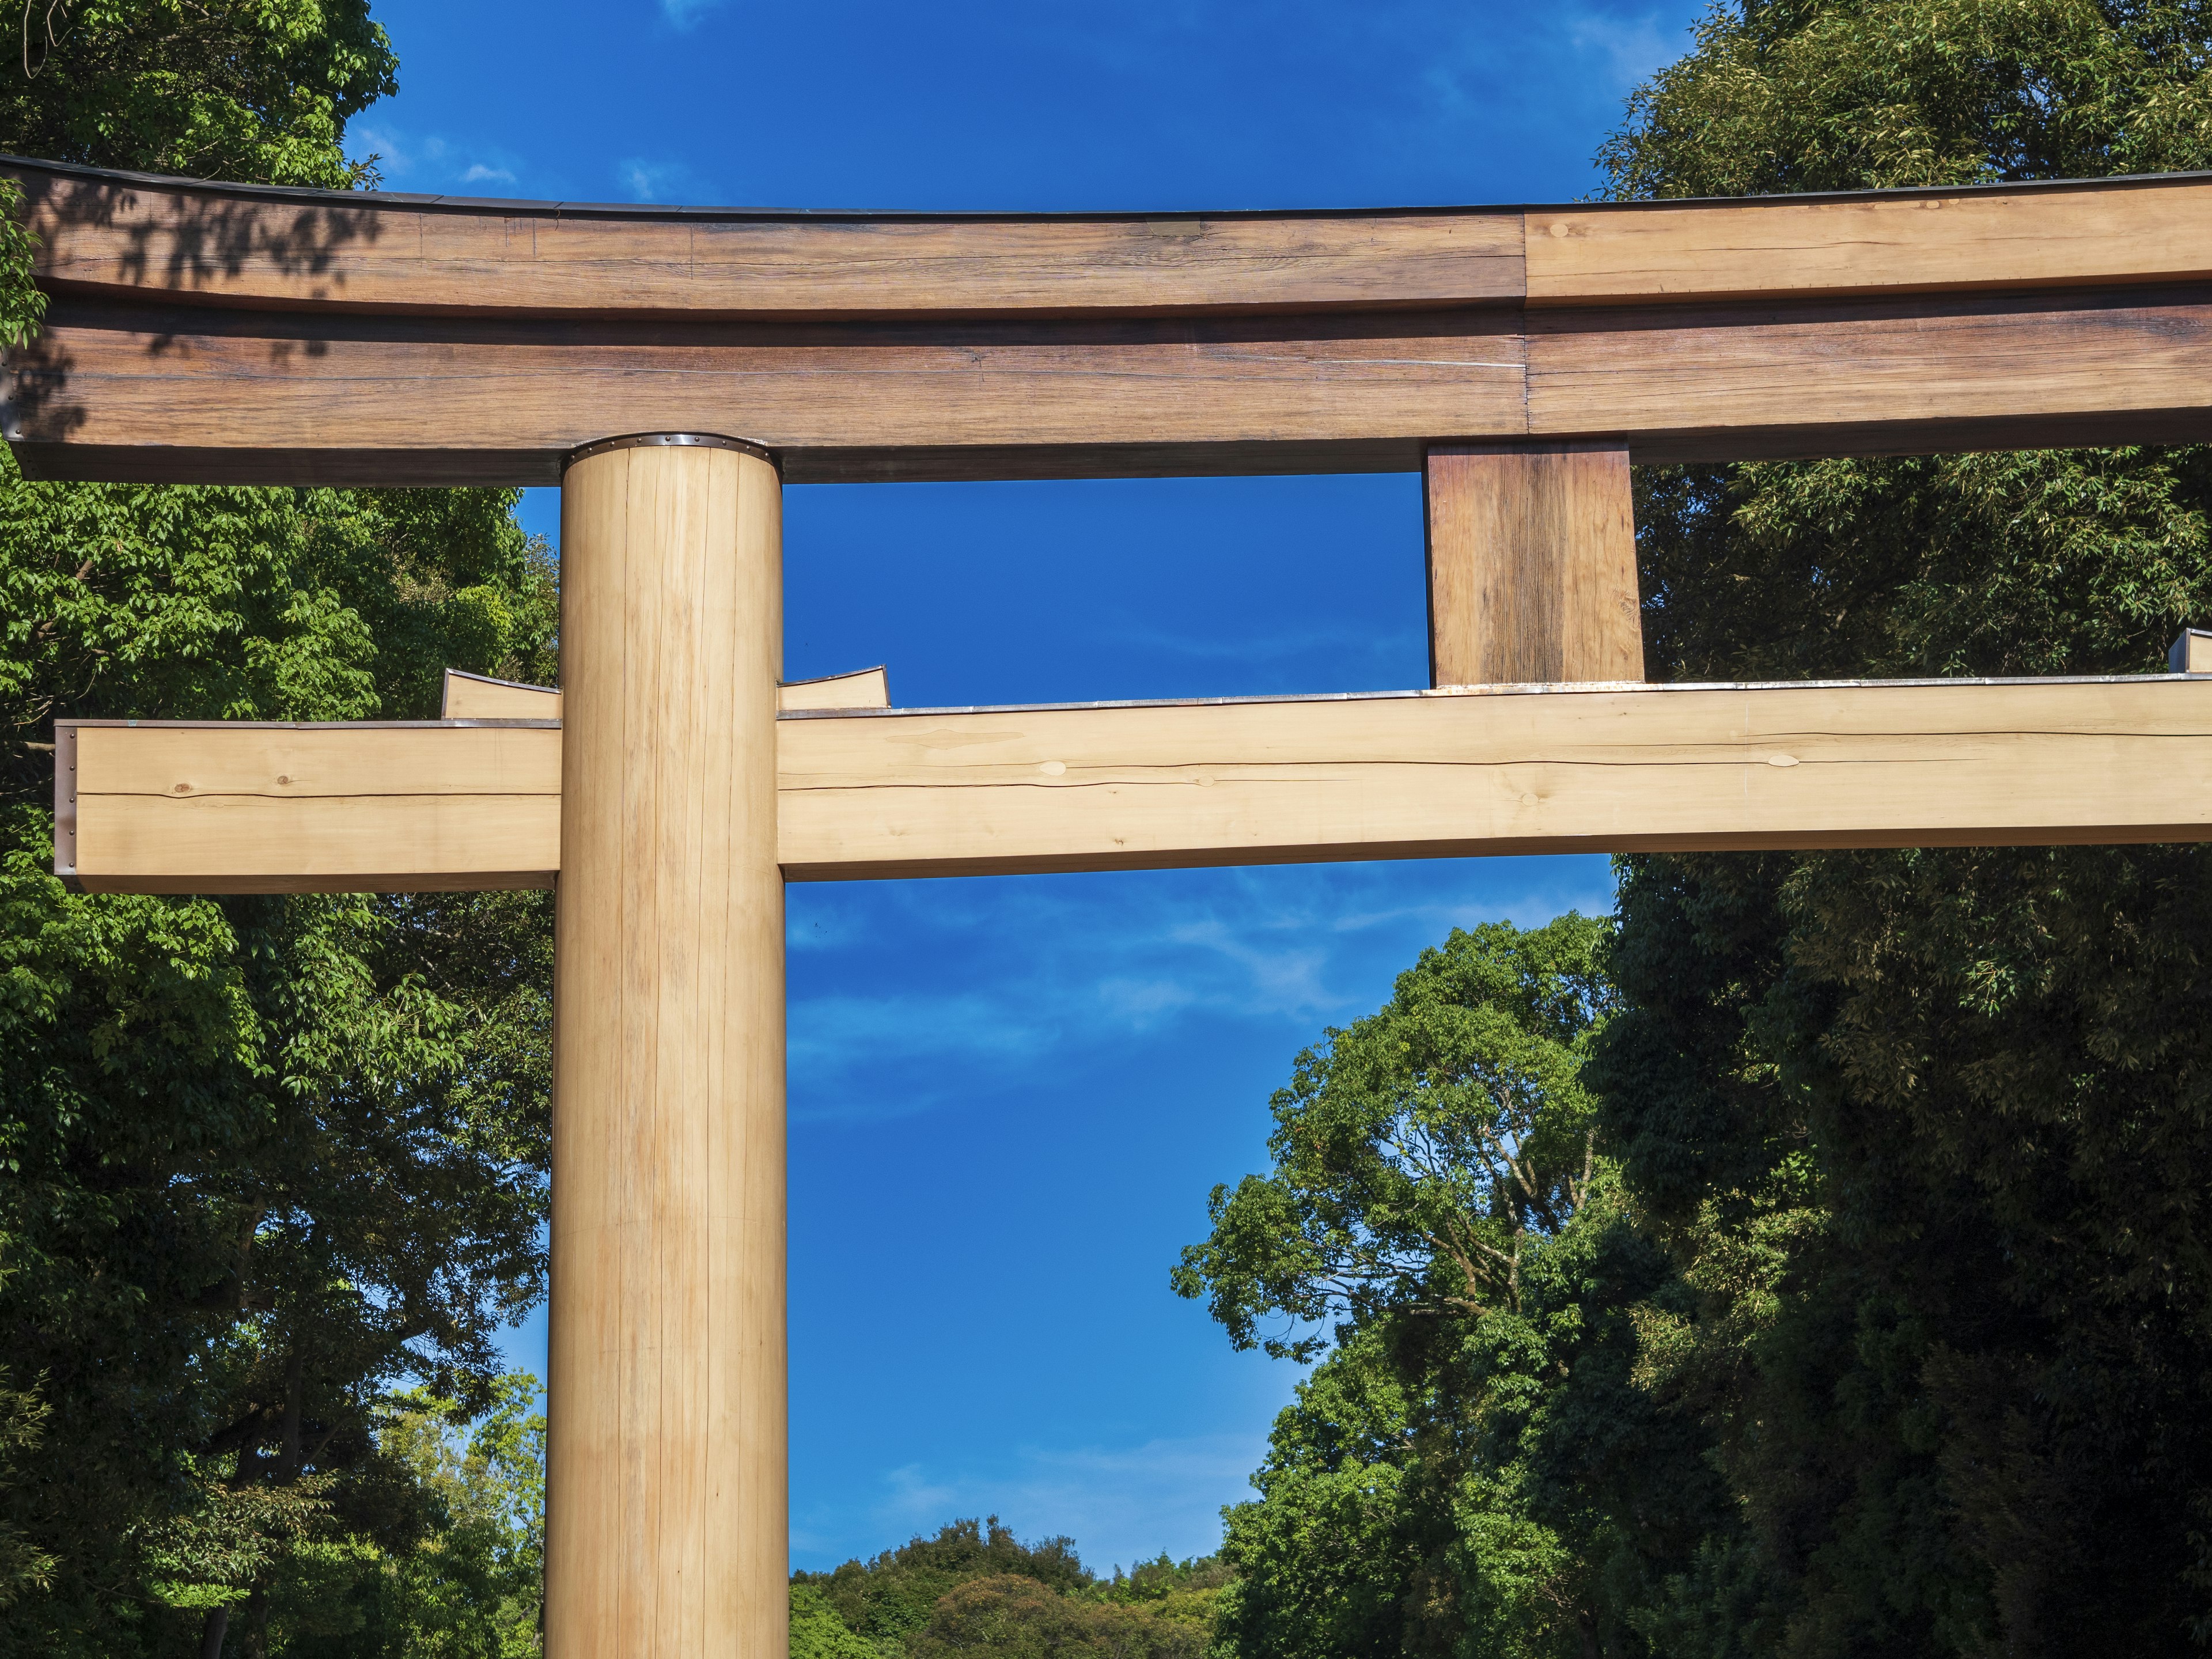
[{"x1": 563, "y1": 432, "x2": 778, "y2": 471}]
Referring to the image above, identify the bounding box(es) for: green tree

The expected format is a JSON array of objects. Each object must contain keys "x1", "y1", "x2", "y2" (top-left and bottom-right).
[
  {"x1": 794, "y1": 1518, "x2": 1096, "y2": 1655},
  {"x1": 1583, "y1": 1, "x2": 2212, "y2": 1653},
  {"x1": 1180, "y1": 918, "x2": 1718, "y2": 1659},
  {"x1": 1, "y1": 0, "x2": 396, "y2": 188},
  {"x1": 0, "y1": 6, "x2": 560, "y2": 1654}
]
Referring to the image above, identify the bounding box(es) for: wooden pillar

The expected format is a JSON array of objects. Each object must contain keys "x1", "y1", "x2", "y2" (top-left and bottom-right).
[
  {"x1": 1423, "y1": 442, "x2": 1643, "y2": 685},
  {"x1": 548, "y1": 434, "x2": 786, "y2": 1659}
]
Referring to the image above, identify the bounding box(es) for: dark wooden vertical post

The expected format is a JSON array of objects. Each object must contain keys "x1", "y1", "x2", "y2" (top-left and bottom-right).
[{"x1": 1423, "y1": 442, "x2": 1643, "y2": 685}]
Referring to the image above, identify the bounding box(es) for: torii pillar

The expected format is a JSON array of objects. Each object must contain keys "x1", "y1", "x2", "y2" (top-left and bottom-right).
[{"x1": 548, "y1": 433, "x2": 787, "y2": 1659}]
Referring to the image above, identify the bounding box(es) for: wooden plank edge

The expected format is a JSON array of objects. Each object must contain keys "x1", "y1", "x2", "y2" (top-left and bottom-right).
[
  {"x1": 781, "y1": 667, "x2": 891, "y2": 711},
  {"x1": 52, "y1": 721, "x2": 77, "y2": 891},
  {"x1": 780, "y1": 824, "x2": 2212, "y2": 883},
  {"x1": 442, "y1": 668, "x2": 562, "y2": 718},
  {"x1": 74, "y1": 870, "x2": 557, "y2": 895}
]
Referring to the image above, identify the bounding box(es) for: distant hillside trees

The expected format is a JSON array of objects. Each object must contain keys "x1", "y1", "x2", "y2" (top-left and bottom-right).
[{"x1": 791, "y1": 1518, "x2": 1227, "y2": 1659}]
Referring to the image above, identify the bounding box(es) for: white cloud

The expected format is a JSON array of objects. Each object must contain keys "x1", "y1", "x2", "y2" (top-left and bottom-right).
[
  {"x1": 661, "y1": 0, "x2": 725, "y2": 30},
  {"x1": 346, "y1": 124, "x2": 529, "y2": 194},
  {"x1": 785, "y1": 860, "x2": 1618, "y2": 1124},
  {"x1": 1567, "y1": 7, "x2": 1676, "y2": 90},
  {"x1": 619, "y1": 158, "x2": 700, "y2": 202},
  {"x1": 797, "y1": 1432, "x2": 1266, "y2": 1571}
]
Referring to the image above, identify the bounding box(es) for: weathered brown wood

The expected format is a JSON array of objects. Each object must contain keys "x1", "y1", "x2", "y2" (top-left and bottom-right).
[
  {"x1": 548, "y1": 439, "x2": 786, "y2": 1659},
  {"x1": 1424, "y1": 444, "x2": 1641, "y2": 685},
  {"x1": 1524, "y1": 286, "x2": 2212, "y2": 452},
  {"x1": 26, "y1": 157, "x2": 2212, "y2": 323},
  {"x1": 24, "y1": 285, "x2": 2212, "y2": 483},
  {"x1": 18, "y1": 158, "x2": 2212, "y2": 484},
  {"x1": 8, "y1": 162, "x2": 1525, "y2": 317},
  {"x1": 5, "y1": 300, "x2": 1529, "y2": 484},
  {"x1": 1524, "y1": 179, "x2": 2212, "y2": 305},
  {"x1": 59, "y1": 676, "x2": 2212, "y2": 889}
]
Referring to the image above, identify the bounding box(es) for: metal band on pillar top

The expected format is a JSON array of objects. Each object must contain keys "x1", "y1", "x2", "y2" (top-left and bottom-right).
[{"x1": 563, "y1": 431, "x2": 779, "y2": 471}]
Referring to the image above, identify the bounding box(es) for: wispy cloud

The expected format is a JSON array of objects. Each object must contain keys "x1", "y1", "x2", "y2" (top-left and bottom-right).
[
  {"x1": 786, "y1": 860, "x2": 1618, "y2": 1124},
  {"x1": 661, "y1": 0, "x2": 725, "y2": 28},
  {"x1": 794, "y1": 1432, "x2": 1266, "y2": 1571},
  {"x1": 618, "y1": 157, "x2": 710, "y2": 202},
  {"x1": 348, "y1": 124, "x2": 529, "y2": 194},
  {"x1": 1567, "y1": 7, "x2": 1676, "y2": 90}
]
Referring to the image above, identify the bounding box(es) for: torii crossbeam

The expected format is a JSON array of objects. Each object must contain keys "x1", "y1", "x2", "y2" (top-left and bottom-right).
[{"x1": 17, "y1": 154, "x2": 2212, "y2": 1659}]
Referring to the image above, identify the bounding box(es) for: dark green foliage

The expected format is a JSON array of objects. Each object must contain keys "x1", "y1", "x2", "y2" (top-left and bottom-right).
[
  {"x1": 1173, "y1": 917, "x2": 1618, "y2": 1360},
  {"x1": 0, "y1": 468, "x2": 559, "y2": 1654},
  {"x1": 795, "y1": 1518, "x2": 1095, "y2": 1653},
  {"x1": 790, "y1": 1521, "x2": 1227, "y2": 1659},
  {"x1": 1182, "y1": 918, "x2": 1720, "y2": 1659},
  {"x1": 1577, "y1": 1, "x2": 2212, "y2": 1653},
  {"x1": 1, "y1": 0, "x2": 397, "y2": 188},
  {"x1": 0, "y1": 7, "x2": 561, "y2": 1653},
  {"x1": 906, "y1": 1575, "x2": 1206, "y2": 1659},
  {"x1": 1193, "y1": 5, "x2": 2212, "y2": 1649}
]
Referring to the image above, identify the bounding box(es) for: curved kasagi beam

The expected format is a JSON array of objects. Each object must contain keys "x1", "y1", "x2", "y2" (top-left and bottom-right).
[{"x1": 9, "y1": 156, "x2": 2212, "y2": 485}]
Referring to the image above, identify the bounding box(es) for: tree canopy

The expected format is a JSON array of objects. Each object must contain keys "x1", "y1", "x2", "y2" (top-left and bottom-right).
[
  {"x1": 1183, "y1": 5, "x2": 2212, "y2": 1654},
  {"x1": 0, "y1": 6, "x2": 559, "y2": 1654}
]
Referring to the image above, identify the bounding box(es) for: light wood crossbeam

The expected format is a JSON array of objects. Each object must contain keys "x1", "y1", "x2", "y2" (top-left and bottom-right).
[
  {"x1": 16, "y1": 159, "x2": 2212, "y2": 486},
  {"x1": 436, "y1": 665, "x2": 888, "y2": 719},
  {"x1": 55, "y1": 719, "x2": 562, "y2": 892},
  {"x1": 1425, "y1": 444, "x2": 1642, "y2": 686},
  {"x1": 442, "y1": 669, "x2": 562, "y2": 719},
  {"x1": 58, "y1": 676, "x2": 2212, "y2": 891},
  {"x1": 779, "y1": 666, "x2": 890, "y2": 710}
]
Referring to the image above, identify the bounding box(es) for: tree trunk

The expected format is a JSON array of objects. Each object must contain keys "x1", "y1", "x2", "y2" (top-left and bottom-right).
[{"x1": 198, "y1": 1607, "x2": 228, "y2": 1659}]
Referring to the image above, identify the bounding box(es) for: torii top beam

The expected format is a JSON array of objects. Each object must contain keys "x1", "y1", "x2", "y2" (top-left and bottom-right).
[{"x1": 9, "y1": 157, "x2": 2212, "y2": 487}]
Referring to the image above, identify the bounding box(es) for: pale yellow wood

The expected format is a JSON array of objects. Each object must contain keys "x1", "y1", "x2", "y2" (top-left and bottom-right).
[
  {"x1": 770, "y1": 678, "x2": 2212, "y2": 878},
  {"x1": 64, "y1": 721, "x2": 559, "y2": 891},
  {"x1": 778, "y1": 666, "x2": 889, "y2": 711},
  {"x1": 433, "y1": 665, "x2": 882, "y2": 719},
  {"x1": 76, "y1": 721, "x2": 558, "y2": 799},
  {"x1": 443, "y1": 669, "x2": 563, "y2": 719},
  {"x1": 546, "y1": 441, "x2": 786, "y2": 1659},
  {"x1": 62, "y1": 677, "x2": 2212, "y2": 891},
  {"x1": 1524, "y1": 181, "x2": 2212, "y2": 304},
  {"x1": 74, "y1": 794, "x2": 558, "y2": 892}
]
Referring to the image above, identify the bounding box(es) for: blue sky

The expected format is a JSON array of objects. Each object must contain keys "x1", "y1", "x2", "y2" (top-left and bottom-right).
[{"x1": 353, "y1": 0, "x2": 1705, "y2": 1575}]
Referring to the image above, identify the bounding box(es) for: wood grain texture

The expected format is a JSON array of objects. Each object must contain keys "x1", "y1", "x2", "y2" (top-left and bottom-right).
[
  {"x1": 547, "y1": 442, "x2": 785, "y2": 1659},
  {"x1": 9, "y1": 164, "x2": 1523, "y2": 316},
  {"x1": 20, "y1": 282, "x2": 2212, "y2": 483},
  {"x1": 771, "y1": 679, "x2": 2212, "y2": 878},
  {"x1": 780, "y1": 667, "x2": 889, "y2": 711},
  {"x1": 1525, "y1": 180, "x2": 2212, "y2": 305},
  {"x1": 20, "y1": 158, "x2": 2212, "y2": 484},
  {"x1": 442, "y1": 669, "x2": 562, "y2": 719},
  {"x1": 61, "y1": 720, "x2": 559, "y2": 891},
  {"x1": 1524, "y1": 286, "x2": 2212, "y2": 449},
  {"x1": 5, "y1": 300, "x2": 1529, "y2": 483},
  {"x1": 1425, "y1": 445, "x2": 1642, "y2": 685},
  {"x1": 63, "y1": 679, "x2": 2212, "y2": 889}
]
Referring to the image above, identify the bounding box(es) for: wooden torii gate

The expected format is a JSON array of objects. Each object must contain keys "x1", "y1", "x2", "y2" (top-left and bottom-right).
[{"x1": 17, "y1": 154, "x2": 2212, "y2": 1657}]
